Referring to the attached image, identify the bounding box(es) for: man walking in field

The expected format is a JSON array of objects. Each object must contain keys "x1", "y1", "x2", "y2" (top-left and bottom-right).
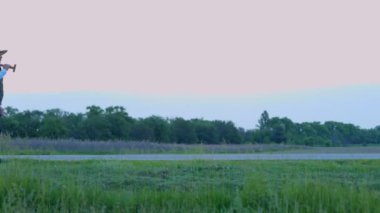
[{"x1": 0, "y1": 50, "x2": 16, "y2": 117}]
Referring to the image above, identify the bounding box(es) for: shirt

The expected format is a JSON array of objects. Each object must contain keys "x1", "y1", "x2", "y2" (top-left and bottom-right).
[{"x1": 0, "y1": 68, "x2": 7, "y2": 80}]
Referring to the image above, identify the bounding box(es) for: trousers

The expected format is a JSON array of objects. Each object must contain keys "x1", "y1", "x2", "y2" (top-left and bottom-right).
[{"x1": 0, "y1": 79, "x2": 3, "y2": 106}]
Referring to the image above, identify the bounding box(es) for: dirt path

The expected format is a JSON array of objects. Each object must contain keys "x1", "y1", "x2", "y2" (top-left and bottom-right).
[{"x1": 1, "y1": 153, "x2": 380, "y2": 161}]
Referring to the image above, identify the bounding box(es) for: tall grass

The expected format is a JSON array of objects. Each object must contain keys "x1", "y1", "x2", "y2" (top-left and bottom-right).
[
  {"x1": 0, "y1": 138, "x2": 305, "y2": 154},
  {"x1": 0, "y1": 160, "x2": 379, "y2": 212},
  {"x1": 1, "y1": 175, "x2": 378, "y2": 212}
]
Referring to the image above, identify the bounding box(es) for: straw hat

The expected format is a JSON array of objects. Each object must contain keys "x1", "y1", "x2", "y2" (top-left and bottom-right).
[{"x1": 0, "y1": 50, "x2": 8, "y2": 56}]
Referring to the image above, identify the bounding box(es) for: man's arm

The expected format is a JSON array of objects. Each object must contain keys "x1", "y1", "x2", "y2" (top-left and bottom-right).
[
  {"x1": 0, "y1": 64, "x2": 16, "y2": 72},
  {"x1": 0, "y1": 64, "x2": 12, "y2": 69}
]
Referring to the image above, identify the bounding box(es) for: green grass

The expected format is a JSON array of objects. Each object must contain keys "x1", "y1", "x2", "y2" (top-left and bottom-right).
[{"x1": 0, "y1": 160, "x2": 380, "y2": 212}]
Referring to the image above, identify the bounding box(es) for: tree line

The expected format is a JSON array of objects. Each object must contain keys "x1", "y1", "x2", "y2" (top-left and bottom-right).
[{"x1": 0, "y1": 106, "x2": 379, "y2": 146}]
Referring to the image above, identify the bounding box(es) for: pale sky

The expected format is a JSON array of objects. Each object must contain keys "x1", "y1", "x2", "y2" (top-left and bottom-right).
[
  {"x1": 1, "y1": 1, "x2": 380, "y2": 128},
  {"x1": 2, "y1": 0, "x2": 380, "y2": 95}
]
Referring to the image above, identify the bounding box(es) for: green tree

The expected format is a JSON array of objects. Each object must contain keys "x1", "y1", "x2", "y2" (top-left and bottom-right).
[
  {"x1": 269, "y1": 118, "x2": 287, "y2": 143},
  {"x1": 64, "y1": 113, "x2": 85, "y2": 139},
  {"x1": 105, "y1": 106, "x2": 134, "y2": 140},
  {"x1": 0, "y1": 107, "x2": 20, "y2": 136},
  {"x1": 170, "y1": 118, "x2": 197, "y2": 144},
  {"x1": 213, "y1": 120, "x2": 243, "y2": 144},
  {"x1": 130, "y1": 119, "x2": 154, "y2": 141},
  {"x1": 12, "y1": 110, "x2": 43, "y2": 137},
  {"x1": 40, "y1": 109, "x2": 68, "y2": 139},
  {"x1": 191, "y1": 119, "x2": 218, "y2": 144},
  {"x1": 144, "y1": 116, "x2": 170, "y2": 142},
  {"x1": 83, "y1": 106, "x2": 111, "y2": 140},
  {"x1": 258, "y1": 110, "x2": 270, "y2": 130}
]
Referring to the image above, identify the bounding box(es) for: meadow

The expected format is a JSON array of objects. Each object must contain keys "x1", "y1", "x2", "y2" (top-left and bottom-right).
[
  {"x1": 0, "y1": 159, "x2": 379, "y2": 212},
  {"x1": 0, "y1": 137, "x2": 307, "y2": 155},
  {"x1": 2, "y1": 137, "x2": 380, "y2": 155}
]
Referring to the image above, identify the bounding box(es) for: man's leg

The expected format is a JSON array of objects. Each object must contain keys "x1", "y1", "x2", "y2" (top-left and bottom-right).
[
  {"x1": 0, "y1": 79, "x2": 3, "y2": 105},
  {"x1": 0, "y1": 79, "x2": 4, "y2": 116}
]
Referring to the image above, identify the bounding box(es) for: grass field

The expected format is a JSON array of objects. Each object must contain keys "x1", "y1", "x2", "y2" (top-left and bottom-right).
[
  {"x1": 2, "y1": 137, "x2": 380, "y2": 155},
  {"x1": 0, "y1": 159, "x2": 379, "y2": 212},
  {"x1": 0, "y1": 138, "x2": 309, "y2": 155}
]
